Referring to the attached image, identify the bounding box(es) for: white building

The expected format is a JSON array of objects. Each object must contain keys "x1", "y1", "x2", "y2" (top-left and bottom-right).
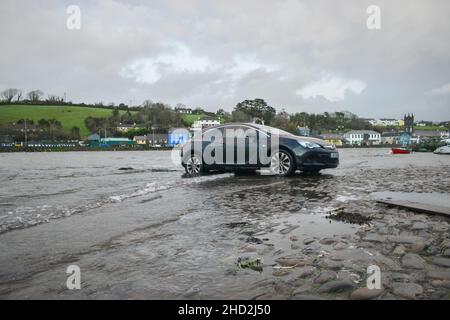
[
  {"x1": 343, "y1": 130, "x2": 381, "y2": 145},
  {"x1": 192, "y1": 119, "x2": 220, "y2": 129},
  {"x1": 369, "y1": 119, "x2": 402, "y2": 127}
]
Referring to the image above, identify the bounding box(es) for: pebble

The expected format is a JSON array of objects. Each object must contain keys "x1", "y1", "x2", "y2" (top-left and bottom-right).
[
  {"x1": 333, "y1": 242, "x2": 348, "y2": 250},
  {"x1": 274, "y1": 281, "x2": 293, "y2": 296},
  {"x1": 431, "y1": 257, "x2": 450, "y2": 268},
  {"x1": 350, "y1": 288, "x2": 384, "y2": 300},
  {"x1": 432, "y1": 224, "x2": 448, "y2": 232},
  {"x1": 240, "y1": 244, "x2": 257, "y2": 252},
  {"x1": 410, "y1": 241, "x2": 426, "y2": 253},
  {"x1": 363, "y1": 234, "x2": 386, "y2": 243},
  {"x1": 392, "y1": 245, "x2": 406, "y2": 256},
  {"x1": 389, "y1": 235, "x2": 421, "y2": 245},
  {"x1": 391, "y1": 282, "x2": 423, "y2": 299},
  {"x1": 431, "y1": 280, "x2": 450, "y2": 289},
  {"x1": 275, "y1": 256, "x2": 312, "y2": 267},
  {"x1": 273, "y1": 269, "x2": 290, "y2": 277},
  {"x1": 401, "y1": 253, "x2": 426, "y2": 269},
  {"x1": 279, "y1": 225, "x2": 299, "y2": 235},
  {"x1": 411, "y1": 222, "x2": 428, "y2": 231},
  {"x1": 427, "y1": 270, "x2": 450, "y2": 280},
  {"x1": 314, "y1": 271, "x2": 337, "y2": 284},
  {"x1": 303, "y1": 238, "x2": 315, "y2": 245},
  {"x1": 430, "y1": 290, "x2": 447, "y2": 300},
  {"x1": 318, "y1": 280, "x2": 356, "y2": 293},
  {"x1": 440, "y1": 239, "x2": 450, "y2": 249},
  {"x1": 296, "y1": 266, "x2": 316, "y2": 279},
  {"x1": 319, "y1": 237, "x2": 336, "y2": 245},
  {"x1": 390, "y1": 273, "x2": 410, "y2": 282},
  {"x1": 443, "y1": 249, "x2": 450, "y2": 257}
]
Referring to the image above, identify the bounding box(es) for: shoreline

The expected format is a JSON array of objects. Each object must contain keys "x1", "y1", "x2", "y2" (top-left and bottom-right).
[{"x1": 0, "y1": 144, "x2": 436, "y2": 153}]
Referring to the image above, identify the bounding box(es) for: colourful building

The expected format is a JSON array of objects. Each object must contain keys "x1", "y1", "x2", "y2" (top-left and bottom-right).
[{"x1": 318, "y1": 133, "x2": 343, "y2": 147}]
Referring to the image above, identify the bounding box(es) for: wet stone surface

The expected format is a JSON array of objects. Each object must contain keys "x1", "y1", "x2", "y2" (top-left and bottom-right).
[{"x1": 0, "y1": 149, "x2": 449, "y2": 299}]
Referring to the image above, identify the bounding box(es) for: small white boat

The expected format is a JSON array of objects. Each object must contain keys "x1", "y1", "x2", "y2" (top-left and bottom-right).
[{"x1": 434, "y1": 145, "x2": 450, "y2": 154}]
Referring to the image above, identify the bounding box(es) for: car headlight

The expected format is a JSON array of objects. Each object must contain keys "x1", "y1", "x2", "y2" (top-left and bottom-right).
[{"x1": 297, "y1": 141, "x2": 321, "y2": 149}]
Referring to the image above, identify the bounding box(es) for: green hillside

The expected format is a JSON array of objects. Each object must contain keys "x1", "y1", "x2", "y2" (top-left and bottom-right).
[
  {"x1": 181, "y1": 114, "x2": 205, "y2": 125},
  {"x1": 0, "y1": 105, "x2": 131, "y2": 137},
  {"x1": 181, "y1": 114, "x2": 224, "y2": 125}
]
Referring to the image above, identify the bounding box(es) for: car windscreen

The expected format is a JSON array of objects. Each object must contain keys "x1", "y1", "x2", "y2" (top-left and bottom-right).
[{"x1": 250, "y1": 124, "x2": 294, "y2": 136}]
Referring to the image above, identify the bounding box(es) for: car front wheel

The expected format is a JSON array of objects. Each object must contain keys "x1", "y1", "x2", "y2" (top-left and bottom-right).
[
  {"x1": 185, "y1": 154, "x2": 203, "y2": 175},
  {"x1": 270, "y1": 150, "x2": 295, "y2": 176}
]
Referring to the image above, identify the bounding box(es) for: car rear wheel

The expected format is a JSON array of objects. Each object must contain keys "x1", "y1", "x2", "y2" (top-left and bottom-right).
[
  {"x1": 270, "y1": 150, "x2": 295, "y2": 176},
  {"x1": 185, "y1": 154, "x2": 203, "y2": 175}
]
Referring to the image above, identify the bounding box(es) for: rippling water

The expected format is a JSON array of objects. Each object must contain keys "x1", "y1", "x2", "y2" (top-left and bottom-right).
[{"x1": 0, "y1": 149, "x2": 449, "y2": 299}]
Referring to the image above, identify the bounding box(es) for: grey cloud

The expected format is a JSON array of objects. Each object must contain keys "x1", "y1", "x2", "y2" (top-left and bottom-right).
[{"x1": 0, "y1": 0, "x2": 449, "y2": 120}]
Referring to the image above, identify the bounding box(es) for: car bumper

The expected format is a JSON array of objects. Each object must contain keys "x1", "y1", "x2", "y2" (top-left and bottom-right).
[{"x1": 295, "y1": 149, "x2": 339, "y2": 170}]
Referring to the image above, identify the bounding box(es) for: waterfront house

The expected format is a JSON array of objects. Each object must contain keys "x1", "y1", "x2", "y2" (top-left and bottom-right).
[
  {"x1": 174, "y1": 106, "x2": 193, "y2": 114},
  {"x1": 381, "y1": 132, "x2": 399, "y2": 145},
  {"x1": 87, "y1": 133, "x2": 101, "y2": 147},
  {"x1": 343, "y1": 130, "x2": 381, "y2": 146},
  {"x1": 414, "y1": 130, "x2": 449, "y2": 140},
  {"x1": 370, "y1": 119, "x2": 402, "y2": 127},
  {"x1": 398, "y1": 132, "x2": 411, "y2": 146},
  {"x1": 192, "y1": 117, "x2": 220, "y2": 130},
  {"x1": 100, "y1": 137, "x2": 135, "y2": 147},
  {"x1": 318, "y1": 133, "x2": 343, "y2": 147},
  {"x1": 133, "y1": 136, "x2": 148, "y2": 145},
  {"x1": 147, "y1": 133, "x2": 168, "y2": 146},
  {"x1": 116, "y1": 123, "x2": 145, "y2": 133}
]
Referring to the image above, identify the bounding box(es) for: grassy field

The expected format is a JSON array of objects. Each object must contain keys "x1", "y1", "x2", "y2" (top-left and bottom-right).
[
  {"x1": 0, "y1": 105, "x2": 131, "y2": 136},
  {"x1": 181, "y1": 114, "x2": 205, "y2": 125},
  {"x1": 414, "y1": 125, "x2": 448, "y2": 131}
]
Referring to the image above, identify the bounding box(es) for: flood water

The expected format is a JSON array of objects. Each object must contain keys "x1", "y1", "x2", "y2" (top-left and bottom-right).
[{"x1": 0, "y1": 149, "x2": 449, "y2": 299}]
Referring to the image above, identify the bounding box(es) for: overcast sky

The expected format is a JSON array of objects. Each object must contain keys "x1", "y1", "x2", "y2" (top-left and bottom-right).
[{"x1": 1, "y1": 0, "x2": 449, "y2": 120}]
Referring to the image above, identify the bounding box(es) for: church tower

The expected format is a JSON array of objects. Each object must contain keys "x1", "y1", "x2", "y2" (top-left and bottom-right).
[{"x1": 404, "y1": 113, "x2": 414, "y2": 136}]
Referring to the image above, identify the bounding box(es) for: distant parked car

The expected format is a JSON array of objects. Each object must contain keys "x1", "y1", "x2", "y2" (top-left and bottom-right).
[{"x1": 180, "y1": 123, "x2": 339, "y2": 176}]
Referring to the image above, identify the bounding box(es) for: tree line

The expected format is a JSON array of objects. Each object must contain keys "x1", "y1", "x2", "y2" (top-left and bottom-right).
[
  {"x1": 1, "y1": 87, "x2": 377, "y2": 139},
  {"x1": 0, "y1": 118, "x2": 81, "y2": 142}
]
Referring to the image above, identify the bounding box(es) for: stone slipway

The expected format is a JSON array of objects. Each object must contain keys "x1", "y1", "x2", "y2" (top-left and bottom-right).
[{"x1": 377, "y1": 199, "x2": 450, "y2": 217}]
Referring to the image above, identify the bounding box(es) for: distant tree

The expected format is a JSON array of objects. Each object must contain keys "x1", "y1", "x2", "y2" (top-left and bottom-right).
[
  {"x1": 271, "y1": 110, "x2": 296, "y2": 132},
  {"x1": 16, "y1": 90, "x2": 23, "y2": 102},
  {"x1": 1, "y1": 88, "x2": 19, "y2": 103},
  {"x1": 120, "y1": 110, "x2": 134, "y2": 125},
  {"x1": 47, "y1": 95, "x2": 64, "y2": 104},
  {"x1": 27, "y1": 90, "x2": 44, "y2": 102},
  {"x1": 48, "y1": 119, "x2": 62, "y2": 129},
  {"x1": 70, "y1": 126, "x2": 81, "y2": 140},
  {"x1": 109, "y1": 108, "x2": 121, "y2": 126},
  {"x1": 142, "y1": 100, "x2": 153, "y2": 108},
  {"x1": 123, "y1": 128, "x2": 150, "y2": 139},
  {"x1": 192, "y1": 107, "x2": 205, "y2": 115},
  {"x1": 216, "y1": 108, "x2": 226, "y2": 116},
  {"x1": 234, "y1": 99, "x2": 276, "y2": 124},
  {"x1": 38, "y1": 118, "x2": 50, "y2": 128},
  {"x1": 17, "y1": 118, "x2": 34, "y2": 126},
  {"x1": 231, "y1": 110, "x2": 252, "y2": 122},
  {"x1": 85, "y1": 116, "x2": 107, "y2": 133}
]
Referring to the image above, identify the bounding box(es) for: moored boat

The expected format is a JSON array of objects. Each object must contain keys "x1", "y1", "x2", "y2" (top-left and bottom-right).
[
  {"x1": 391, "y1": 147, "x2": 410, "y2": 154},
  {"x1": 434, "y1": 145, "x2": 450, "y2": 155}
]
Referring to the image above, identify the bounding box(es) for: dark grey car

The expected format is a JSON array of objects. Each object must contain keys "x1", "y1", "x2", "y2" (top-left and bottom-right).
[{"x1": 181, "y1": 123, "x2": 339, "y2": 176}]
